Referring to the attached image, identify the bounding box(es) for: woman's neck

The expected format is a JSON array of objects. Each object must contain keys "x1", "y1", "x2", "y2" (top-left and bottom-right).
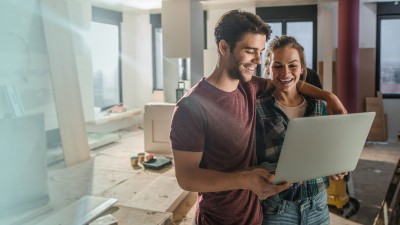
[{"x1": 273, "y1": 89, "x2": 304, "y2": 107}]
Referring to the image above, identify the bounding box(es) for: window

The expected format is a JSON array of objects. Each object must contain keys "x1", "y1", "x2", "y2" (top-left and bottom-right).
[
  {"x1": 377, "y1": 2, "x2": 400, "y2": 98},
  {"x1": 91, "y1": 7, "x2": 122, "y2": 110},
  {"x1": 256, "y1": 5, "x2": 318, "y2": 74}
]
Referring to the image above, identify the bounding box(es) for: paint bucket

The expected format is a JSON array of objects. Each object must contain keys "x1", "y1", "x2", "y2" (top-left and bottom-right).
[
  {"x1": 131, "y1": 156, "x2": 138, "y2": 167},
  {"x1": 137, "y1": 152, "x2": 145, "y2": 163}
]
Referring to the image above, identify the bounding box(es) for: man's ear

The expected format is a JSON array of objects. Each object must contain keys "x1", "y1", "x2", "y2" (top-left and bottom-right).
[{"x1": 218, "y1": 40, "x2": 230, "y2": 55}]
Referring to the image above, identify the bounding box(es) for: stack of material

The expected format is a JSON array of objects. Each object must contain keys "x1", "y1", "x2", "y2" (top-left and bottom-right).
[{"x1": 366, "y1": 92, "x2": 388, "y2": 142}]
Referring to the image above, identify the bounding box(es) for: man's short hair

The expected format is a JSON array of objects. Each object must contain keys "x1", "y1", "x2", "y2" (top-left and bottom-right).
[{"x1": 214, "y1": 9, "x2": 271, "y2": 51}]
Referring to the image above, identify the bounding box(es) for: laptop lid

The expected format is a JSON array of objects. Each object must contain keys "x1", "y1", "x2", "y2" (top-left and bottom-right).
[
  {"x1": 0, "y1": 114, "x2": 49, "y2": 217},
  {"x1": 273, "y1": 112, "x2": 375, "y2": 185}
]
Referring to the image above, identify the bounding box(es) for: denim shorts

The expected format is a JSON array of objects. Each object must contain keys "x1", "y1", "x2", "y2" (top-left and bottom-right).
[{"x1": 261, "y1": 190, "x2": 330, "y2": 225}]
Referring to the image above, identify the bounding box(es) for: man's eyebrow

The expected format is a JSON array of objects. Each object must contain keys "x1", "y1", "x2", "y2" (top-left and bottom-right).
[
  {"x1": 244, "y1": 47, "x2": 265, "y2": 51},
  {"x1": 272, "y1": 59, "x2": 299, "y2": 64}
]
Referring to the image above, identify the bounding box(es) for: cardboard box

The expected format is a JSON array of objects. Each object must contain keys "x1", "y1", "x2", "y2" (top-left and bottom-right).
[{"x1": 366, "y1": 92, "x2": 387, "y2": 142}]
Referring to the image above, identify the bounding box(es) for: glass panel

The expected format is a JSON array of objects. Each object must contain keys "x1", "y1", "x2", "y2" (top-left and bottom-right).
[
  {"x1": 262, "y1": 22, "x2": 282, "y2": 77},
  {"x1": 155, "y1": 28, "x2": 164, "y2": 90},
  {"x1": 287, "y1": 21, "x2": 313, "y2": 69},
  {"x1": 0, "y1": 0, "x2": 64, "y2": 223},
  {"x1": 380, "y1": 19, "x2": 400, "y2": 95},
  {"x1": 90, "y1": 22, "x2": 121, "y2": 110}
]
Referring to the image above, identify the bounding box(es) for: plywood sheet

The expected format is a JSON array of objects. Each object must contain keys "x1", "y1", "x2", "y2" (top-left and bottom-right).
[
  {"x1": 112, "y1": 206, "x2": 172, "y2": 225},
  {"x1": 121, "y1": 176, "x2": 188, "y2": 213}
]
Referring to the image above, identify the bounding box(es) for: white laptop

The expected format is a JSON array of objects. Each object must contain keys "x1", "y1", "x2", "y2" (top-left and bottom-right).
[{"x1": 269, "y1": 112, "x2": 375, "y2": 185}]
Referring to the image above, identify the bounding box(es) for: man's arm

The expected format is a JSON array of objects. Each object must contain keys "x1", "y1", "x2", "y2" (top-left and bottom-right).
[
  {"x1": 297, "y1": 81, "x2": 347, "y2": 114},
  {"x1": 173, "y1": 149, "x2": 291, "y2": 200}
]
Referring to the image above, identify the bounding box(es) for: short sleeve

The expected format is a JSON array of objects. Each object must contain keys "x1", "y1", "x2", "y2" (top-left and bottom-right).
[{"x1": 170, "y1": 97, "x2": 206, "y2": 152}]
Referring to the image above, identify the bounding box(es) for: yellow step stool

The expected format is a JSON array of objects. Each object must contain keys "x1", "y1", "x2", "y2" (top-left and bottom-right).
[{"x1": 327, "y1": 178, "x2": 349, "y2": 209}]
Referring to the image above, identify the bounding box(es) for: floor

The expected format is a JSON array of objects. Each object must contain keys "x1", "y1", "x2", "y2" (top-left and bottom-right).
[{"x1": 50, "y1": 127, "x2": 400, "y2": 225}]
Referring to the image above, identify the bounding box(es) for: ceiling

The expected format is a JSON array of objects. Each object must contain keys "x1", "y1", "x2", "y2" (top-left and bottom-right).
[{"x1": 91, "y1": 0, "x2": 329, "y2": 12}]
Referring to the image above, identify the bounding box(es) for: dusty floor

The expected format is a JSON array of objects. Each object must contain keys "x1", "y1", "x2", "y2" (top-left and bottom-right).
[{"x1": 55, "y1": 127, "x2": 400, "y2": 225}]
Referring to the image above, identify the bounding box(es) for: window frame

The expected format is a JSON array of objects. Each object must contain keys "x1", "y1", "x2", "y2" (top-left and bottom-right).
[
  {"x1": 256, "y1": 5, "x2": 318, "y2": 72},
  {"x1": 376, "y1": 2, "x2": 400, "y2": 99},
  {"x1": 150, "y1": 14, "x2": 162, "y2": 91},
  {"x1": 91, "y1": 7, "x2": 123, "y2": 110}
]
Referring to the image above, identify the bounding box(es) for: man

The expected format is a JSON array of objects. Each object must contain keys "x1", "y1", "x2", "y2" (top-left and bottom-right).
[
  {"x1": 170, "y1": 10, "x2": 346, "y2": 225},
  {"x1": 304, "y1": 67, "x2": 323, "y2": 89}
]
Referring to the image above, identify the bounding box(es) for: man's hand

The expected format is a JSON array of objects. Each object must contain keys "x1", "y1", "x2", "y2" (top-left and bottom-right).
[
  {"x1": 326, "y1": 92, "x2": 347, "y2": 115},
  {"x1": 240, "y1": 168, "x2": 291, "y2": 200}
]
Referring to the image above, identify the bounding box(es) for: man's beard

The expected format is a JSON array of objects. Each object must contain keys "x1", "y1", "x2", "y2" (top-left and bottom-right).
[{"x1": 227, "y1": 55, "x2": 252, "y2": 83}]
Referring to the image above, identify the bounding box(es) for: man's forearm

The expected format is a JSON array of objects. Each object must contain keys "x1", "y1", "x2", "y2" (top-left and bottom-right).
[
  {"x1": 297, "y1": 81, "x2": 330, "y2": 101},
  {"x1": 297, "y1": 81, "x2": 347, "y2": 114},
  {"x1": 175, "y1": 166, "x2": 250, "y2": 193}
]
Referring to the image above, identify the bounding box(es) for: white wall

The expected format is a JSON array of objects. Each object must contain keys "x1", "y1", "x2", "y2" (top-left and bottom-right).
[
  {"x1": 359, "y1": 1, "x2": 377, "y2": 48},
  {"x1": 318, "y1": 3, "x2": 335, "y2": 92},
  {"x1": 203, "y1": 6, "x2": 256, "y2": 76},
  {"x1": 121, "y1": 11, "x2": 153, "y2": 109}
]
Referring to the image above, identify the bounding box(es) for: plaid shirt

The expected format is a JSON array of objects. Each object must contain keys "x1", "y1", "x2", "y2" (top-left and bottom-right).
[{"x1": 256, "y1": 89, "x2": 329, "y2": 202}]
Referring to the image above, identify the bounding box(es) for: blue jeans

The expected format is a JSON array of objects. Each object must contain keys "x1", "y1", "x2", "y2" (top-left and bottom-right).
[{"x1": 261, "y1": 190, "x2": 330, "y2": 225}]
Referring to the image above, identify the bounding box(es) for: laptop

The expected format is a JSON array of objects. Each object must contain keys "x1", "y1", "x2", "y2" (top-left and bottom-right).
[
  {"x1": 269, "y1": 112, "x2": 375, "y2": 185},
  {"x1": 0, "y1": 114, "x2": 49, "y2": 218}
]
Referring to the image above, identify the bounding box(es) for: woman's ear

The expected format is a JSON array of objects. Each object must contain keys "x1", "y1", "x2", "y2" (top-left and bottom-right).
[{"x1": 264, "y1": 66, "x2": 272, "y2": 80}]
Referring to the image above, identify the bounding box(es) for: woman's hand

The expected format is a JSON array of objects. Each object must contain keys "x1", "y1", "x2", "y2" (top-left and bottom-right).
[{"x1": 330, "y1": 172, "x2": 348, "y2": 180}]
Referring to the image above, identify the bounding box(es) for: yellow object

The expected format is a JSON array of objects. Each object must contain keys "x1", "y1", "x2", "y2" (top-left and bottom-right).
[
  {"x1": 130, "y1": 156, "x2": 138, "y2": 167},
  {"x1": 327, "y1": 178, "x2": 349, "y2": 209}
]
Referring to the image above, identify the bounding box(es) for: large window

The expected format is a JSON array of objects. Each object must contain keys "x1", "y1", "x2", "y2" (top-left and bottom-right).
[
  {"x1": 91, "y1": 7, "x2": 122, "y2": 110},
  {"x1": 377, "y1": 3, "x2": 400, "y2": 98},
  {"x1": 257, "y1": 5, "x2": 318, "y2": 74}
]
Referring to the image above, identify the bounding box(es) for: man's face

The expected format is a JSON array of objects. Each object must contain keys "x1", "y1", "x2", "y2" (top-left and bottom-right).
[{"x1": 227, "y1": 33, "x2": 266, "y2": 82}]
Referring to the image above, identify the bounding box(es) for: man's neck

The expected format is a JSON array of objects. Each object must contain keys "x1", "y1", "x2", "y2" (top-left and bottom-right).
[{"x1": 206, "y1": 68, "x2": 239, "y2": 92}]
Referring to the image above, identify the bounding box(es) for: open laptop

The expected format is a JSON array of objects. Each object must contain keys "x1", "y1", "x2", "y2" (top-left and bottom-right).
[
  {"x1": 270, "y1": 112, "x2": 375, "y2": 185},
  {"x1": 0, "y1": 114, "x2": 49, "y2": 218}
]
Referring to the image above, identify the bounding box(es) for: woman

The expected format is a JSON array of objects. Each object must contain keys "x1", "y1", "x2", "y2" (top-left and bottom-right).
[{"x1": 256, "y1": 36, "x2": 346, "y2": 225}]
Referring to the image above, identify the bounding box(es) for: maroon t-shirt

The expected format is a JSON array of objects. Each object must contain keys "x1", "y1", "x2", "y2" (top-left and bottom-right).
[{"x1": 170, "y1": 76, "x2": 267, "y2": 225}]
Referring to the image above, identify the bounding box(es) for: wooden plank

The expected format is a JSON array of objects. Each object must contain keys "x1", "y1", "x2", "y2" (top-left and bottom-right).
[
  {"x1": 86, "y1": 109, "x2": 143, "y2": 125},
  {"x1": 121, "y1": 176, "x2": 189, "y2": 213},
  {"x1": 40, "y1": 0, "x2": 90, "y2": 166},
  {"x1": 374, "y1": 159, "x2": 400, "y2": 225},
  {"x1": 111, "y1": 206, "x2": 172, "y2": 225}
]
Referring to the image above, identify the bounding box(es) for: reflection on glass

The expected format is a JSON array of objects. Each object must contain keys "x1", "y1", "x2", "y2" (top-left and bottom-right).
[
  {"x1": 380, "y1": 19, "x2": 400, "y2": 95},
  {"x1": 0, "y1": 0, "x2": 64, "y2": 223},
  {"x1": 90, "y1": 22, "x2": 121, "y2": 110},
  {"x1": 287, "y1": 22, "x2": 313, "y2": 69}
]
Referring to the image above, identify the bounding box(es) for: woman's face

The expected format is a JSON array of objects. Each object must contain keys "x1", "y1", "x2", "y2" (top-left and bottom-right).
[{"x1": 268, "y1": 46, "x2": 304, "y2": 92}]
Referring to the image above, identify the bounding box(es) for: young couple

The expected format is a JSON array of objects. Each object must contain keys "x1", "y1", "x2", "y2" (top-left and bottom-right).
[{"x1": 170, "y1": 9, "x2": 347, "y2": 225}]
